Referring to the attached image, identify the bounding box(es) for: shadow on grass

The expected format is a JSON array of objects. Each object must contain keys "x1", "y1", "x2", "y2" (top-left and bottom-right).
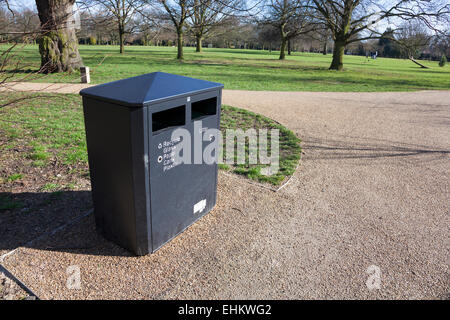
[
  {"x1": 1, "y1": 69, "x2": 39, "y2": 74},
  {"x1": 392, "y1": 68, "x2": 449, "y2": 75},
  {"x1": 204, "y1": 48, "x2": 276, "y2": 56},
  {"x1": 207, "y1": 70, "x2": 450, "y2": 90},
  {"x1": 186, "y1": 59, "x2": 326, "y2": 71},
  {"x1": 0, "y1": 190, "x2": 132, "y2": 258}
]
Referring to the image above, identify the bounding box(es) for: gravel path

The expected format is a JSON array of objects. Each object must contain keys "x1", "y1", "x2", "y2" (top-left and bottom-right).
[{"x1": 1, "y1": 84, "x2": 449, "y2": 299}]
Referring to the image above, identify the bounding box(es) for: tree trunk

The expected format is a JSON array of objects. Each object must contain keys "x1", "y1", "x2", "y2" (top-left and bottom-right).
[
  {"x1": 322, "y1": 41, "x2": 327, "y2": 55},
  {"x1": 35, "y1": 0, "x2": 83, "y2": 73},
  {"x1": 196, "y1": 35, "x2": 202, "y2": 52},
  {"x1": 177, "y1": 29, "x2": 184, "y2": 60},
  {"x1": 409, "y1": 56, "x2": 429, "y2": 69},
  {"x1": 119, "y1": 23, "x2": 124, "y2": 54},
  {"x1": 288, "y1": 39, "x2": 291, "y2": 55},
  {"x1": 279, "y1": 37, "x2": 287, "y2": 60},
  {"x1": 329, "y1": 40, "x2": 345, "y2": 70}
]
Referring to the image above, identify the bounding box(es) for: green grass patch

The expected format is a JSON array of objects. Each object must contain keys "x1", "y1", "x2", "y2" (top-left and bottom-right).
[
  {"x1": 7, "y1": 173, "x2": 23, "y2": 182},
  {"x1": 1, "y1": 45, "x2": 449, "y2": 91},
  {"x1": 28, "y1": 144, "x2": 50, "y2": 161},
  {"x1": 41, "y1": 183, "x2": 60, "y2": 192},
  {"x1": 0, "y1": 92, "x2": 301, "y2": 185},
  {"x1": 221, "y1": 105, "x2": 301, "y2": 185},
  {"x1": 0, "y1": 93, "x2": 87, "y2": 168}
]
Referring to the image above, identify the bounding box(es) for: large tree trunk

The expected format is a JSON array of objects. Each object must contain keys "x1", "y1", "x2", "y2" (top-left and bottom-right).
[
  {"x1": 279, "y1": 37, "x2": 287, "y2": 60},
  {"x1": 196, "y1": 35, "x2": 202, "y2": 52},
  {"x1": 35, "y1": 0, "x2": 82, "y2": 73},
  {"x1": 329, "y1": 40, "x2": 345, "y2": 70},
  {"x1": 177, "y1": 28, "x2": 184, "y2": 60}
]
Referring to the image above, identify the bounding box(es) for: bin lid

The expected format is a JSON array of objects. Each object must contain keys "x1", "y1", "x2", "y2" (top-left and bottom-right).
[{"x1": 79, "y1": 72, "x2": 224, "y2": 107}]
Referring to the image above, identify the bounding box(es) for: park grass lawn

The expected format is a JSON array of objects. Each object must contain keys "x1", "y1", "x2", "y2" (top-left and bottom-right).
[
  {"x1": 0, "y1": 92, "x2": 301, "y2": 200},
  {"x1": 2, "y1": 44, "x2": 449, "y2": 91}
]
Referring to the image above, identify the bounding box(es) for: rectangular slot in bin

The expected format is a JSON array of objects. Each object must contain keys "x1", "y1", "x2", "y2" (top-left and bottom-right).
[
  {"x1": 152, "y1": 105, "x2": 185, "y2": 134},
  {"x1": 191, "y1": 97, "x2": 217, "y2": 120}
]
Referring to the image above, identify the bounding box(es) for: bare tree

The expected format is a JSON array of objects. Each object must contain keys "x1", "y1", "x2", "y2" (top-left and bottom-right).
[
  {"x1": 82, "y1": 0, "x2": 143, "y2": 53},
  {"x1": 0, "y1": 5, "x2": 40, "y2": 43},
  {"x1": 317, "y1": 25, "x2": 330, "y2": 54},
  {"x1": 132, "y1": 7, "x2": 162, "y2": 45},
  {"x1": 262, "y1": 0, "x2": 316, "y2": 59},
  {"x1": 397, "y1": 20, "x2": 431, "y2": 58},
  {"x1": 428, "y1": 31, "x2": 449, "y2": 59},
  {"x1": 257, "y1": 23, "x2": 280, "y2": 51},
  {"x1": 157, "y1": 0, "x2": 193, "y2": 59},
  {"x1": 35, "y1": 0, "x2": 83, "y2": 73},
  {"x1": 310, "y1": 0, "x2": 450, "y2": 70},
  {"x1": 12, "y1": 8, "x2": 40, "y2": 42},
  {"x1": 188, "y1": 0, "x2": 245, "y2": 52}
]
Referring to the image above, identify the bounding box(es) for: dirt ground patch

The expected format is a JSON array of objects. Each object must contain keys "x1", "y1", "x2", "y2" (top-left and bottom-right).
[{"x1": 1, "y1": 88, "x2": 449, "y2": 299}]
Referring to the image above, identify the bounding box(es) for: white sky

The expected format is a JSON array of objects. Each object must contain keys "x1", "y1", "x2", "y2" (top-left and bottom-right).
[{"x1": 6, "y1": 0, "x2": 36, "y2": 10}]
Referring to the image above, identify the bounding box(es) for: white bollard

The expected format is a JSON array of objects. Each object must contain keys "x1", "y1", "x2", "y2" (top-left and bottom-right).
[{"x1": 80, "y1": 66, "x2": 90, "y2": 84}]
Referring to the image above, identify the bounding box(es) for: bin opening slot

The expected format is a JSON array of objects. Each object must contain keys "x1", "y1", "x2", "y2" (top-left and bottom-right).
[
  {"x1": 191, "y1": 97, "x2": 217, "y2": 120},
  {"x1": 152, "y1": 105, "x2": 185, "y2": 133}
]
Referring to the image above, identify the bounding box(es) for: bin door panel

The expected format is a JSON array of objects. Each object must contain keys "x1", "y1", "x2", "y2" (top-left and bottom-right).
[{"x1": 148, "y1": 107, "x2": 219, "y2": 252}]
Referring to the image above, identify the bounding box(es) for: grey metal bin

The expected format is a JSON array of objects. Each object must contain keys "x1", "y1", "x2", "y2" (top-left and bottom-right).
[{"x1": 80, "y1": 72, "x2": 224, "y2": 255}]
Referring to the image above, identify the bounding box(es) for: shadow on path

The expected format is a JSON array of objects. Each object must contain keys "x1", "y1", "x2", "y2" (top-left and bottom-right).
[
  {"x1": 0, "y1": 191, "x2": 131, "y2": 258},
  {"x1": 302, "y1": 136, "x2": 450, "y2": 161}
]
